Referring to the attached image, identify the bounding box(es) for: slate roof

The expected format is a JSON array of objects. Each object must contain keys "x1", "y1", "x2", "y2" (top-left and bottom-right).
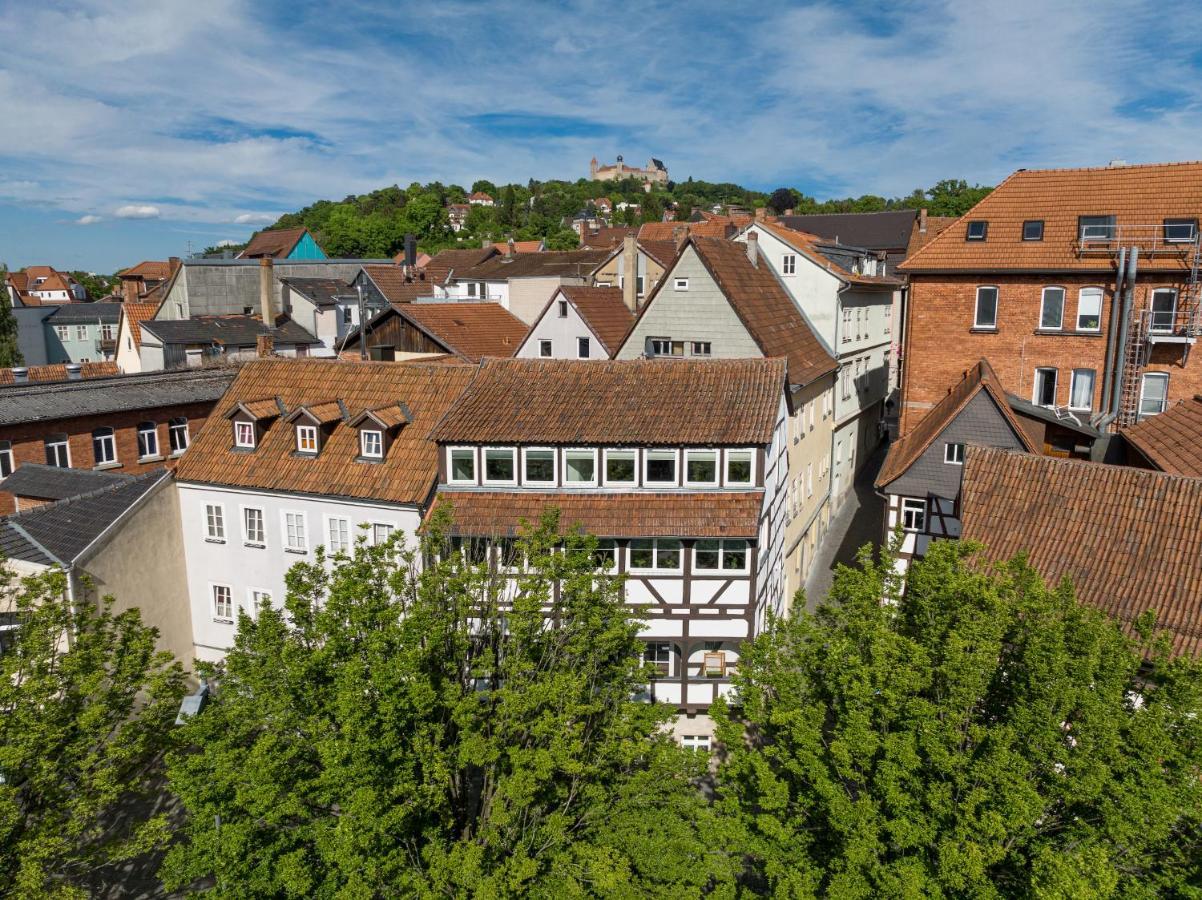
[
  {"x1": 239, "y1": 227, "x2": 311, "y2": 259},
  {"x1": 385, "y1": 302, "x2": 527, "y2": 362},
  {"x1": 1122, "y1": 395, "x2": 1202, "y2": 477},
  {"x1": 430, "y1": 357, "x2": 785, "y2": 446},
  {"x1": 174, "y1": 359, "x2": 477, "y2": 506},
  {"x1": 280, "y1": 276, "x2": 353, "y2": 307},
  {"x1": 0, "y1": 470, "x2": 167, "y2": 566},
  {"x1": 960, "y1": 446, "x2": 1202, "y2": 657},
  {"x1": 361, "y1": 265, "x2": 436, "y2": 304},
  {"x1": 0, "y1": 368, "x2": 236, "y2": 426},
  {"x1": 46, "y1": 302, "x2": 124, "y2": 324},
  {"x1": 423, "y1": 247, "x2": 500, "y2": 284},
  {"x1": 777, "y1": 210, "x2": 917, "y2": 253},
  {"x1": 0, "y1": 464, "x2": 133, "y2": 501},
  {"x1": 0, "y1": 361, "x2": 118, "y2": 385},
  {"x1": 554, "y1": 286, "x2": 634, "y2": 356},
  {"x1": 876, "y1": 359, "x2": 1038, "y2": 489},
  {"x1": 140, "y1": 315, "x2": 319, "y2": 346},
  {"x1": 900, "y1": 161, "x2": 1202, "y2": 273},
  {"x1": 455, "y1": 249, "x2": 612, "y2": 281},
  {"x1": 428, "y1": 491, "x2": 763, "y2": 538}
]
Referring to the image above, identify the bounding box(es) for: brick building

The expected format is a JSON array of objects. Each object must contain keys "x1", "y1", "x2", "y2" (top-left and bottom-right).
[{"x1": 898, "y1": 161, "x2": 1202, "y2": 437}]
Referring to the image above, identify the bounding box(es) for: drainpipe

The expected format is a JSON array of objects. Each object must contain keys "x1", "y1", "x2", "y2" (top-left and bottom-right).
[
  {"x1": 1098, "y1": 247, "x2": 1126, "y2": 421},
  {"x1": 1100, "y1": 247, "x2": 1138, "y2": 430}
]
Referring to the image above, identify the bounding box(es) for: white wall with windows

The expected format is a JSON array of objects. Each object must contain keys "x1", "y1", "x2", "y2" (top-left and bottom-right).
[{"x1": 515, "y1": 291, "x2": 610, "y2": 360}]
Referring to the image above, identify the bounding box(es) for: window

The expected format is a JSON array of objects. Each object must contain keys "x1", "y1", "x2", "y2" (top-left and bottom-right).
[
  {"x1": 680, "y1": 734, "x2": 711, "y2": 752},
  {"x1": 1150, "y1": 289, "x2": 1177, "y2": 333},
  {"x1": 629, "y1": 539, "x2": 681, "y2": 572},
  {"x1": 840, "y1": 366, "x2": 852, "y2": 401},
  {"x1": 604, "y1": 449, "x2": 637, "y2": 485},
  {"x1": 296, "y1": 425, "x2": 318, "y2": 454},
  {"x1": 449, "y1": 447, "x2": 476, "y2": 483},
  {"x1": 965, "y1": 220, "x2": 988, "y2": 241},
  {"x1": 557, "y1": 299, "x2": 568, "y2": 318},
  {"x1": 360, "y1": 429, "x2": 384, "y2": 459},
  {"x1": 644, "y1": 642, "x2": 673, "y2": 677},
  {"x1": 240, "y1": 507, "x2": 265, "y2": 546},
  {"x1": 1069, "y1": 369, "x2": 1095, "y2": 411},
  {"x1": 522, "y1": 448, "x2": 556, "y2": 484},
  {"x1": 212, "y1": 585, "x2": 234, "y2": 622},
  {"x1": 54, "y1": 325, "x2": 68, "y2": 341},
  {"x1": 806, "y1": 461, "x2": 813, "y2": 496},
  {"x1": 725, "y1": 450, "x2": 754, "y2": 486},
  {"x1": 649, "y1": 338, "x2": 684, "y2": 357},
  {"x1": 1023, "y1": 220, "x2": 1044, "y2": 241},
  {"x1": 944, "y1": 442, "x2": 965, "y2": 465},
  {"x1": 591, "y1": 538, "x2": 617, "y2": 569},
  {"x1": 101, "y1": 323, "x2": 115, "y2": 341},
  {"x1": 205, "y1": 504, "x2": 225, "y2": 541},
  {"x1": 169, "y1": 417, "x2": 189, "y2": 453},
  {"x1": 974, "y1": 286, "x2": 998, "y2": 329},
  {"x1": 0, "y1": 441, "x2": 11, "y2": 478},
  {"x1": 1039, "y1": 287, "x2": 1065, "y2": 330},
  {"x1": 684, "y1": 449, "x2": 718, "y2": 486},
  {"x1": 136, "y1": 422, "x2": 159, "y2": 459},
  {"x1": 234, "y1": 421, "x2": 255, "y2": 449},
  {"x1": 327, "y1": 516, "x2": 350, "y2": 553},
  {"x1": 842, "y1": 307, "x2": 852, "y2": 343},
  {"x1": 855, "y1": 307, "x2": 862, "y2": 339},
  {"x1": 284, "y1": 511, "x2": 307, "y2": 552},
  {"x1": 341, "y1": 306, "x2": 353, "y2": 325},
  {"x1": 466, "y1": 282, "x2": 478, "y2": 298},
  {"x1": 673, "y1": 278, "x2": 688, "y2": 291},
  {"x1": 1164, "y1": 218, "x2": 1198, "y2": 243},
  {"x1": 372, "y1": 523, "x2": 394, "y2": 545},
  {"x1": 577, "y1": 337, "x2": 590, "y2": 359},
  {"x1": 538, "y1": 339, "x2": 552, "y2": 358},
  {"x1": 563, "y1": 448, "x2": 597, "y2": 485},
  {"x1": 75, "y1": 325, "x2": 88, "y2": 341},
  {"x1": 247, "y1": 589, "x2": 271, "y2": 616},
  {"x1": 1076, "y1": 287, "x2": 1103, "y2": 332},
  {"x1": 1033, "y1": 367, "x2": 1058, "y2": 408},
  {"x1": 694, "y1": 539, "x2": 748, "y2": 572},
  {"x1": 483, "y1": 447, "x2": 516, "y2": 484},
  {"x1": 691, "y1": 341, "x2": 711, "y2": 356},
  {"x1": 1079, "y1": 215, "x2": 1115, "y2": 242},
  {"x1": 782, "y1": 254, "x2": 796, "y2": 275},
  {"x1": 1139, "y1": 372, "x2": 1169, "y2": 419},
  {"x1": 44, "y1": 436, "x2": 70, "y2": 467},
  {"x1": 92, "y1": 427, "x2": 117, "y2": 465},
  {"x1": 644, "y1": 449, "x2": 677, "y2": 485},
  {"x1": 901, "y1": 498, "x2": 926, "y2": 532}
]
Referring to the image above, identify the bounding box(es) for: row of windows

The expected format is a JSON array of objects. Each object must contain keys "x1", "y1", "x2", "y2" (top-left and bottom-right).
[
  {"x1": 203, "y1": 503, "x2": 395, "y2": 554},
  {"x1": 973, "y1": 285, "x2": 1109, "y2": 332},
  {"x1": 447, "y1": 446, "x2": 756, "y2": 489},
  {"x1": 234, "y1": 421, "x2": 386, "y2": 461},
  {"x1": 537, "y1": 337, "x2": 593, "y2": 359},
  {"x1": 645, "y1": 337, "x2": 711, "y2": 358},
  {"x1": 964, "y1": 217, "x2": 1198, "y2": 244},
  {"x1": 210, "y1": 584, "x2": 272, "y2": 624},
  {"x1": 1028, "y1": 366, "x2": 1169, "y2": 418},
  {"x1": 454, "y1": 536, "x2": 751, "y2": 575},
  {"x1": 53, "y1": 323, "x2": 116, "y2": 342},
  {"x1": 841, "y1": 305, "x2": 888, "y2": 343},
  {"x1": 644, "y1": 641, "x2": 733, "y2": 679},
  {"x1": 39, "y1": 419, "x2": 190, "y2": 470},
  {"x1": 787, "y1": 393, "x2": 832, "y2": 443}
]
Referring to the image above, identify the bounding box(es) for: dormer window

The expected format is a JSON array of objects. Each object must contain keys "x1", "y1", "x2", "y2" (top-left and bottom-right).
[
  {"x1": 965, "y1": 221, "x2": 988, "y2": 241},
  {"x1": 360, "y1": 429, "x2": 384, "y2": 459},
  {"x1": 296, "y1": 425, "x2": 318, "y2": 454},
  {"x1": 234, "y1": 421, "x2": 256, "y2": 448}
]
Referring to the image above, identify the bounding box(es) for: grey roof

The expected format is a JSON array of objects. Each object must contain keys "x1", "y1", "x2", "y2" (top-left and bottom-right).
[
  {"x1": 0, "y1": 470, "x2": 166, "y2": 566},
  {"x1": 777, "y1": 210, "x2": 917, "y2": 253},
  {"x1": 279, "y1": 277, "x2": 353, "y2": 307},
  {"x1": 456, "y1": 249, "x2": 612, "y2": 281},
  {"x1": 46, "y1": 302, "x2": 124, "y2": 324},
  {"x1": 140, "y1": 315, "x2": 320, "y2": 346},
  {"x1": 1006, "y1": 392, "x2": 1106, "y2": 438},
  {"x1": 181, "y1": 258, "x2": 392, "y2": 268},
  {"x1": 0, "y1": 464, "x2": 133, "y2": 500},
  {"x1": 0, "y1": 367, "x2": 236, "y2": 426}
]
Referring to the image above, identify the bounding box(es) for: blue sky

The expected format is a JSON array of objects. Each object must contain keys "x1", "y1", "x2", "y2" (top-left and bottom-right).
[{"x1": 3, "y1": 0, "x2": 1201, "y2": 272}]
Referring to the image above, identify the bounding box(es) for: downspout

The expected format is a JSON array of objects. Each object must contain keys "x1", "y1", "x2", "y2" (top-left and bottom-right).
[
  {"x1": 1100, "y1": 247, "x2": 1138, "y2": 430},
  {"x1": 1097, "y1": 247, "x2": 1126, "y2": 422}
]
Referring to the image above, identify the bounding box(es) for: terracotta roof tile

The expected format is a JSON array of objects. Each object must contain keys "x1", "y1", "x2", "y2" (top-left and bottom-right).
[
  {"x1": 1122, "y1": 395, "x2": 1202, "y2": 477},
  {"x1": 581, "y1": 227, "x2": 635, "y2": 249},
  {"x1": 430, "y1": 357, "x2": 785, "y2": 445},
  {"x1": 637, "y1": 221, "x2": 734, "y2": 242},
  {"x1": 0, "y1": 361, "x2": 118, "y2": 385},
  {"x1": 120, "y1": 302, "x2": 160, "y2": 350},
  {"x1": 752, "y1": 220, "x2": 903, "y2": 287},
  {"x1": 637, "y1": 239, "x2": 680, "y2": 268},
  {"x1": 960, "y1": 446, "x2": 1202, "y2": 657},
  {"x1": 361, "y1": 264, "x2": 436, "y2": 304},
  {"x1": 423, "y1": 247, "x2": 500, "y2": 285},
  {"x1": 557, "y1": 286, "x2": 634, "y2": 356},
  {"x1": 455, "y1": 249, "x2": 612, "y2": 281},
  {"x1": 238, "y1": 227, "x2": 310, "y2": 260},
  {"x1": 905, "y1": 215, "x2": 958, "y2": 258},
  {"x1": 392, "y1": 302, "x2": 527, "y2": 362},
  {"x1": 491, "y1": 240, "x2": 543, "y2": 254},
  {"x1": 120, "y1": 261, "x2": 171, "y2": 279}
]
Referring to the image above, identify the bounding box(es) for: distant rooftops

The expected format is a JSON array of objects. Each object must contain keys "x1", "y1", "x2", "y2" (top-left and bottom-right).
[{"x1": 140, "y1": 315, "x2": 320, "y2": 347}]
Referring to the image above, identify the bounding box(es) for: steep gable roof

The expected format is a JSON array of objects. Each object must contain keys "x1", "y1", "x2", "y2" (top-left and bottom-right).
[
  {"x1": 119, "y1": 303, "x2": 161, "y2": 350},
  {"x1": 238, "y1": 227, "x2": 313, "y2": 260},
  {"x1": 751, "y1": 220, "x2": 903, "y2": 286},
  {"x1": 423, "y1": 247, "x2": 500, "y2": 284},
  {"x1": 1122, "y1": 395, "x2": 1202, "y2": 477},
  {"x1": 361, "y1": 264, "x2": 436, "y2": 303},
  {"x1": 553, "y1": 286, "x2": 634, "y2": 356}
]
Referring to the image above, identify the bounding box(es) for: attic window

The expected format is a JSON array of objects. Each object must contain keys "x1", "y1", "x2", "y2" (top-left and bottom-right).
[
  {"x1": 360, "y1": 429, "x2": 384, "y2": 459},
  {"x1": 1164, "y1": 218, "x2": 1198, "y2": 243},
  {"x1": 1022, "y1": 220, "x2": 1044, "y2": 241},
  {"x1": 673, "y1": 278, "x2": 689, "y2": 291},
  {"x1": 234, "y1": 421, "x2": 256, "y2": 449},
  {"x1": 296, "y1": 425, "x2": 318, "y2": 454},
  {"x1": 965, "y1": 221, "x2": 988, "y2": 241},
  {"x1": 557, "y1": 300, "x2": 568, "y2": 318},
  {"x1": 1079, "y1": 215, "x2": 1115, "y2": 242}
]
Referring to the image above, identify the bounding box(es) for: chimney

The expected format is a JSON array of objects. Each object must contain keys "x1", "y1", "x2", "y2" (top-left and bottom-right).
[
  {"x1": 919, "y1": 208, "x2": 928, "y2": 234},
  {"x1": 507, "y1": 237, "x2": 515, "y2": 258},
  {"x1": 622, "y1": 233, "x2": 638, "y2": 312},
  {"x1": 168, "y1": 256, "x2": 181, "y2": 277},
  {"x1": 746, "y1": 231, "x2": 759, "y2": 268},
  {"x1": 258, "y1": 257, "x2": 274, "y2": 326},
  {"x1": 121, "y1": 276, "x2": 139, "y2": 304},
  {"x1": 755, "y1": 207, "x2": 767, "y2": 221},
  {"x1": 65, "y1": 363, "x2": 82, "y2": 380},
  {"x1": 11, "y1": 367, "x2": 28, "y2": 384},
  {"x1": 404, "y1": 234, "x2": 416, "y2": 268},
  {"x1": 256, "y1": 333, "x2": 274, "y2": 358}
]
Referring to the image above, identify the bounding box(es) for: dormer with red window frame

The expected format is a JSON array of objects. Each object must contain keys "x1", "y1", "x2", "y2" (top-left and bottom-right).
[{"x1": 284, "y1": 400, "x2": 347, "y2": 457}]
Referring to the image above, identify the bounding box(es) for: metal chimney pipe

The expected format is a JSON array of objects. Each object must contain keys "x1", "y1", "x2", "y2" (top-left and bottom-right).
[
  {"x1": 258, "y1": 257, "x2": 274, "y2": 326},
  {"x1": 11, "y1": 367, "x2": 28, "y2": 384}
]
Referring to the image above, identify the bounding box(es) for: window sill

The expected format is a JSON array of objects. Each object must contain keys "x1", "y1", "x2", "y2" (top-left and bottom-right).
[
  {"x1": 1033, "y1": 328, "x2": 1103, "y2": 337},
  {"x1": 93, "y1": 461, "x2": 122, "y2": 471},
  {"x1": 355, "y1": 455, "x2": 385, "y2": 464},
  {"x1": 244, "y1": 542, "x2": 265, "y2": 549},
  {"x1": 138, "y1": 454, "x2": 164, "y2": 464},
  {"x1": 284, "y1": 547, "x2": 308, "y2": 555},
  {"x1": 969, "y1": 326, "x2": 998, "y2": 334},
  {"x1": 213, "y1": 617, "x2": 234, "y2": 625},
  {"x1": 204, "y1": 537, "x2": 226, "y2": 545},
  {"x1": 169, "y1": 450, "x2": 188, "y2": 458}
]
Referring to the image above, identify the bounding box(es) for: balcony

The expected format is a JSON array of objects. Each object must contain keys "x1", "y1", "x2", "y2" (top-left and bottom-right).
[{"x1": 1076, "y1": 223, "x2": 1199, "y2": 258}]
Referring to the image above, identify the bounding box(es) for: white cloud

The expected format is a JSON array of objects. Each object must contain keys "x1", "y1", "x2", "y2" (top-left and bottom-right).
[
  {"x1": 234, "y1": 212, "x2": 276, "y2": 224},
  {"x1": 114, "y1": 204, "x2": 161, "y2": 219},
  {"x1": 75, "y1": 214, "x2": 102, "y2": 225}
]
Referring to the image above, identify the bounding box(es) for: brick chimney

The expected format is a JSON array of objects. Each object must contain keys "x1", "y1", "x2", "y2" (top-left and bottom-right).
[
  {"x1": 754, "y1": 207, "x2": 767, "y2": 221},
  {"x1": 168, "y1": 256, "x2": 181, "y2": 276},
  {"x1": 919, "y1": 208, "x2": 928, "y2": 234},
  {"x1": 256, "y1": 333, "x2": 275, "y2": 357},
  {"x1": 622, "y1": 233, "x2": 638, "y2": 312},
  {"x1": 258, "y1": 257, "x2": 274, "y2": 326},
  {"x1": 746, "y1": 231, "x2": 759, "y2": 268},
  {"x1": 121, "y1": 276, "x2": 139, "y2": 304}
]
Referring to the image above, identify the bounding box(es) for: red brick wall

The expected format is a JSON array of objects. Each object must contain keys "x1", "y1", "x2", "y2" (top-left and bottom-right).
[
  {"x1": 900, "y1": 273, "x2": 1198, "y2": 434},
  {"x1": 0, "y1": 400, "x2": 220, "y2": 514}
]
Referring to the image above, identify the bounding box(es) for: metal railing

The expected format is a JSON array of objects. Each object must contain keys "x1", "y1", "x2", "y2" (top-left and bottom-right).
[{"x1": 1076, "y1": 224, "x2": 1199, "y2": 257}]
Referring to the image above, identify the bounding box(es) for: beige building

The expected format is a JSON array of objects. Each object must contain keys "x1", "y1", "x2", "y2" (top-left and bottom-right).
[
  {"x1": 589, "y1": 155, "x2": 669, "y2": 187},
  {"x1": 591, "y1": 234, "x2": 679, "y2": 311},
  {"x1": 781, "y1": 373, "x2": 837, "y2": 605}
]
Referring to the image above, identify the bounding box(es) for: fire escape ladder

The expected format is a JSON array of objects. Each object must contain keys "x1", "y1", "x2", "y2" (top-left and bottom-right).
[{"x1": 1117, "y1": 310, "x2": 1148, "y2": 428}]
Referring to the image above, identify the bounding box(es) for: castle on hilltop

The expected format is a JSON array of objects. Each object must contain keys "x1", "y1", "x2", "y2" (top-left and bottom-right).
[{"x1": 589, "y1": 155, "x2": 669, "y2": 187}]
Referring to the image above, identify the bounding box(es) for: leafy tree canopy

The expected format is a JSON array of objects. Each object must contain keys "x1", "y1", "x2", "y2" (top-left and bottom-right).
[{"x1": 0, "y1": 266, "x2": 23, "y2": 367}]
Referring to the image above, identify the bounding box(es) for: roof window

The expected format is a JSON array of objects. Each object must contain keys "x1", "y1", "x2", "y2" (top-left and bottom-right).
[
  {"x1": 1022, "y1": 220, "x2": 1044, "y2": 241},
  {"x1": 965, "y1": 221, "x2": 988, "y2": 241}
]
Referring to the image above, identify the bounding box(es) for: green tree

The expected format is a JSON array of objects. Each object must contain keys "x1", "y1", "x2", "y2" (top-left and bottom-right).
[
  {"x1": 715, "y1": 539, "x2": 1202, "y2": 897},
  {"x1": 67, "y1": 271, "x2": 114, "y2": 301},
  {"x1": 544, "y1": 228, "x2": 581, "y2": 251},
  {"x1": 163, "y1": 512, "x2": 729, "y2": 896},
  {"x1": 0, "y1": 568, "x2": 187, "y2": 897},
  {"x1": 923, "y1": 179, "x2": 993, "y2": 217},
  {"x1": 767, "y1": 188, "x2": 796, "y2": 215},
  {"x1": 0, "y1": 266, "x2": 24, "y2": 368}
]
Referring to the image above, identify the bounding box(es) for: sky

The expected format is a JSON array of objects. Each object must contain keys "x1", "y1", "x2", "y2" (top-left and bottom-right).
[{"x1": 3, "y1": 0, "x2": 1202, "y2": 272}]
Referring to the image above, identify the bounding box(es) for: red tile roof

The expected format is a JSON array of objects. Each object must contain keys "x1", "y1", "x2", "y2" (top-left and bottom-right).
[
  {"x1": 491, "y1": 240, "x2": 543, "y2": 254},
  {"x1": 238, "y1": 227, "x2": 310, "y2": 260},
  {"x1": 361, "y1": 264, "x2": 436, "y2": 304},
  {"x1": 0, "y1": 361, "x2": 119, "y2": 384},
  {"x1": 120, "y1": 261, "x2": 171, "y2": 280},
  {"x1": 905, "y1": 215, "x2": 958, "y2": 258},
  {"x1": 121, "y1": 302, "x2": 161, "y2": 351},
  {"x1": 423, "y1": 247, "x2": 500, "y2": 285},
  {"x1": 555, "y1": 286, "x2": 634, "y2": 356},
  {"x1": 391, "y1": 302, "x2": 526, "y2": 362},
  {"x1": 752, "y1": 220, "x2": 903, "y2": 287},
  {"x1": 637, "y1": 221, "x2": 733, "y2": 242},
  {"x1": 960, "y1": 446, "x2": 1202, "y2": 657},
  {"x1": 581, "y1": 227, "x2": 635, "y2": 249},
  {"x1": 1122, "y1": 395, "x2": 1202, "y2": 477}
]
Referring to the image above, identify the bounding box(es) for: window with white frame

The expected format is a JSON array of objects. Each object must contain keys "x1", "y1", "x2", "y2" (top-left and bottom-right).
[
  {"x1": 604, "y1": 449, "x2": 637, "y2": 485},
  {"x1": 1033, "y1": 367, "x2": 1058, "y2": 408},
  {"x1": 1150, "y1": 289, "x2": 1177, "y2": 333},
  {"x1": 101, "y1": 323, "x2": 115, "y2": 341},
  {"x1": 680, "y1": 734, "x2": 712, "y2": 752},
  {"x1": 360, "y1": 429, "x2": 384, "y2": 459},
  {"x1": 944, "y1": 442, "x2": 965, "y2": 465},
  {"x1": 900, "y1": 498, "x2": 926, "y2": 532},
  {"x1": 0, "y1": 441, "x2": 11, "y2": 478},
  {"x1": 169, "y1": 417, "x2": 189, "y2": 454},
  {"x1": 673, "y1": 278, "x2": 688, "y2": 291},
  {"x1": 1076, "y1": 287, "x2": 1103, "y2": 332},
  {"x1": 92, "y1": 427, "x2": 117, "y2": 465},
  {"x1": 643, "y1": 642, "x2": 673, "y2": 676},
  {"x1": 684, "y1": 449, "x2": 718, "y2": 486},
  {"x1": 1039, "y1": 287, "x2": 1065, "y2": 330},
  {"x1": 246, "y1": 589, "x2": 271, "y2": 616},
  {"x1": 372, "y1": 523, "x2": 394, "y2": 545},
  {"x1": 649, "y1": 338, "x2": 684, "y2": 357},
  {"x1": 234, "y1": 421, "x2": 255, "y2": 448},
  {"x1": 45, "y1": 436, "x2": 70, "y2": 467},
  {"x1": 1069, "y1": 369, "x2": 1095, "y2": 411},
  {"x1": 74, "y1": 325, "x2": 87, "y2": 341},
  {"x1": 563, "y1": 448, "x2": 597, "y2": 485},
  {"x1": 644, "y1": 449, "x2": 677, "y2": 485},
  {"x1": 1139, "y1": 372, "x2": 1169, "y2": 419},
  {"x1": 1164, "y1": 218, "x2": 1198, "y2": 243},
  {"x1": 341, "y1": 306, "x2": 354, "y2": 325},
  {"x1": 557, "y1": 299, "x2": 568, "y2": 317},
  {"x1": 284, "y1": 511, "x2": 307, "y2": 552},
  {"x1": 243, "y1": 507, "x2": 265, "y2": 545},
  {"x1": 522, "y1": 447, "x2": 556, "y2": 484},
  {"x1": 629, "y1": 538, "x2": 681, "y2": 571},
  {"x1": 841, "y1": 307, "x2": 852, "y2": 343},
  {"x1": 577, "y1": 337, "x2": 590, "y2": 359},
  {"x1": 296, "y1": 425, "x2": 318, "y2": 454},
  {"x1": 327, "y1": 516, "x2": 350, "y2": 554},
  {"x1": 725, "y1": 450, "x2": 754, "y2": 486},
  {"x1": 54, "y1": 325, "x2": 69, "y2": 341},
  {"x1": 691, "y1": 341, "x2": 711, "y2": 356},
  {"x1": 449, "y1": 447, "x2": 476, "y2": 483},
  {"x1": 136, "y1": 422, "x2": 159, "y2": 459},
  {"x1": 806, "y1": 461, "x2": 813, "y2": 496},
  {"x1": 855, "y1": 307, "x2": 863, "y2": 339},
  {"x1": 483, "y1": 447, "x2": 516, "y2": 484},
  {"x1": 974, "y1": 286, "x2": 998, "y2": 329},
  {"x1": 591, "y1": 538, "x2": 618, "y2": 570},
  {"x1": 782, "y1": 254, "x2": 796, "y2": 275},
  {"x1": 212, "y1": 584, "x2": 234, "y2": 622},
  {"x1": 538, "y1": 339, "x2": 552, "y2": 358},
  {"x1": 205, "y1": 504, "x2": 225, "y2": 541},
  {"x1": 694, "y1": 539, "x2": 748, "y2": 572}
]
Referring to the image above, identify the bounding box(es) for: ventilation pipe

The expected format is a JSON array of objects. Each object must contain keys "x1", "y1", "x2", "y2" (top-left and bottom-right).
[
  {"x1": 65, "y1": 363, "x2": 82, "y2": 380},
  {"x1": 1101, "y1": 246, "x2": 1138, "y2": 429},
  {"x1": 1098, "y1": 247, "x2": 1126, "y2": 420},
  {"x1": 11, "y1": 367, "x2": 28, "y2": 384},
  {"x1": 258, "y1": 257, "x2": 275, "y2": 327}
]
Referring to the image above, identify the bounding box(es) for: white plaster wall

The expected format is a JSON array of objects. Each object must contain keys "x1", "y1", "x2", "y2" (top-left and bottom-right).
[
  {"x1": 508, "y1": 277, "x2": 572, "y2": 324},
  {"x1": 516, "y1": 293, "x2": 607, "y2": 359}
]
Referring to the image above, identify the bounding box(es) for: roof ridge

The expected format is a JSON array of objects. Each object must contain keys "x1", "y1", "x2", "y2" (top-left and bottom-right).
[{"x1": 969, "y1": 443, "x2": 1202, "y2": 484}]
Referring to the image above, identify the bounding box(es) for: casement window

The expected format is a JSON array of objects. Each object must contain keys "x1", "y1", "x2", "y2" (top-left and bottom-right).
[
  {"x1": 563, "y1": 448, "x2": 598, "y2": 485},
  {"x1": 673, "y1": 278, "x2": 688, "y2": 291},
  {"x1": 603, "y1": 449, "x2": 637, "y2": 486},
  {"x1": 680, "y1": 734, "x2": 711, "y2": 752},
  {"x1": 684, "y1": 449, "x2": 718, "y2": 486},
  {"x1": 694, "y1": 539, "x2": 748, "y2": 573},
  {"x1": 466, "y1": 282, "x2": 479, "y2": 298},
  {"x1": 807, "y1": 402, "x2": 815, "y2": 431},
  {"x1": 900, "y1": 498, "x2": 926, "y2": 532},
  {"x1": 691, "y1": 341, "x2": 711, "y2": 356},
  {"x1": 855, "y1": 307, "x2": 863, "y2": 339},
  {"x1": 136, "y1": 422, "x2": 159, "y2": 459},
  {"x1": 341, "y1": 306, "x2": 353, "y2": 325},
  {"x1": 205, "y1": 504, "x2": 225, "y2": 541},
  {"x1": 1069, "y1": 369, "x2": 1096, "y2": 411},
  {"x1": 841, "y1": 307, "x2": 852, "y2": 343},
  {"x1": 448, "y1": 447, "x2": 476, "y2": 483},
  {"x1": 92, "y1": 427, "x2": 117, "y2": 466},
  {"x1": 296, "y1": 425, "x2": 318, "y2": 454},
  {"x1": 725, "y1": 450, "x2": 754, "y2": 486},
  {"x1": 1079, "y1": 215, "x2": 1115, "y2": 242},
  {"x1": 284, "y1": 511, "x2": 307, "y2": 553},
  {"x1": 482, "y1": 447, "x2": 516, "y2": 484},
  {"x1": 965, "y1": 220, "x2": 988, "y2": 241},
  {"x1": 592, "y1": 538, "x2": 617, "y2": 569},
  {"x1": 372, "y1": 523, "x2": 394, "y2": 545},
  {"x1": 522, "y1": 447, "x2": 556, "y2": 485},
  {"x1": 1023, "y1": 220, "x2": 1044, "y2": 241},
  {"x1": 211, "y1": 585, "x2": 234, "y2": 623},
  {"x1": 1150, "y1": 289, "x2": 1177, "y2": 333},
  {"x1": 1164, "y1": 218, "x2": 1198, "y2": 243},
  {"x1": 1039, "y1": 287, "x2": 1065, "y2": 330},
  {"x1": 54, "y1": 325, "x2": 69, "y2": 341},
  {"x1": 234, "y1": 421, "x2": 256, "y2": 449},
  {"x1": 643, "y1": 642, "x2": 673, "y2": 677},
  {"x1": 360, "y1": 429, "x2": 384, "y2": 459},
  {"x1": 101, "y1": 323, "x2": 115, "y2": 340},
  {"x1": 242, "y1": 507, "x2": 265, "y2": 546},
  {"x1": 1139, "y1": 372, "x2": 1170, "y2": 419},
  {"x1": 74, "y1": 325, "x2": 87, "y2": 341},
  {"x1": 326, "y1": 516, "x2": 350, "y2": 554},
  {"x1": 643, "y1": 449, "x2": 678, "y2": 486},
  {"x1": 629, "y1": 538, "x2": 681, "y2": 572},
  {"x1": 246, "y1": 589, "x2": 271, "y2": 616},
  {"x1": 648, "y1": 337, "x2": 684, "y2": 357},
  {"x1": 840, "y1": 366, "x2": 852, "y2": 401},
  {"x1": 448, "y1": 536, "x2": 488, "y2": 565},
  {"x1": 557, "y1": 299, "x2": 568, "y2": 317},
  {"x1": 974, "y1": 286, "x2": 999, "y2": 329},
  {"x1": 538, "y1": 339, "x2": 552, "y2": 358},
  {"x1": 1033, "y1": 367, "x2": 1058, "y2": 408},
  {"x1": 577, "y1": 337, "x2": 590, "y2": 359},
  {"x1": 1075, "y1": 287, "x2": 1103, "y2": 332},
  {"x1": 0, "y1": 441, "x2": 12, "y2": 478},
  {"x1": 44, "y1": 436, "x2": 70, "y2": 468},
  {"x1": 806, "y1": 461, "x2": 814, "y2": 497},
  {"x1": 782, "y1": 254, "x2": 797, "y2": 275},
  {"x1": 168, "y1": 417, "x2": 189, "y2": 454},
  {"x1": 944, "y1": 442, "x2": 965, "y2": 465}
]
